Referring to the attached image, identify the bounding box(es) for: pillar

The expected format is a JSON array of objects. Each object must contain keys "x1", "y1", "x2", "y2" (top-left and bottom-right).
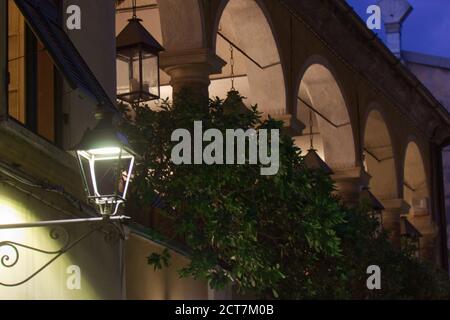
[
  {"x1": 381, "y1": 199, "x2": 410, "y2": 248},
  {"x1": 332, "y1": 166, "x2": 370, "y2": 205},
  {"x1": 160, "y1": 48, "x2": 226, "y2": 98},
  {"x1": 429, "y1": 141, "x2": 447, "y2": 268},
  {"x1": 409, "y1": 214, "x2": 438, "y2": 262}
]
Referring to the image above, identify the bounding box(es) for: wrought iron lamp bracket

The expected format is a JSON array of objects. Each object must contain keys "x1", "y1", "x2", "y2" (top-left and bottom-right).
[{"x1": 0, "y1": 215, "x2": 130, "y2": 287}]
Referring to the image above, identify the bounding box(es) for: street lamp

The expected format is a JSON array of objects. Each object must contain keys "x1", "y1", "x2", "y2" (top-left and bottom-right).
[
  {"x1": 0, "y1": 106, "x2": 136, "y2": 287},
  {"x1": 116, "y1": 1, "x2": 164, "y2": 104},
  {"x1": 74, "y1": 107, "x2": 136, "y2": 216},
  {"x1": 304, "y1": 149, "x2": 333, "y2": 175}
]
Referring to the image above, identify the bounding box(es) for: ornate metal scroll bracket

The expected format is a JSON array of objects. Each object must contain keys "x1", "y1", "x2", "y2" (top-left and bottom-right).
[{"x1": 0, "y1": 215, "x2": 130, "y2": 287}]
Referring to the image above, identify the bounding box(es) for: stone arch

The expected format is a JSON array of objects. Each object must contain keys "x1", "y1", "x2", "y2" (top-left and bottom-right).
[
  {"x1": 363, "y1": 106, "x2": 399, "y2": 200},
  {"x1": 403, "y1": 140, "x2": 430, "y2": 212},
  {"x1": 295, "y1": 56, "x2": 356, "y2": 169},
  {"x1": 403, "y1": 140, "x2": 437, "y2": 261},
  {"x1": 209, "y1": 0, "x2": 287, "y2": 116}
]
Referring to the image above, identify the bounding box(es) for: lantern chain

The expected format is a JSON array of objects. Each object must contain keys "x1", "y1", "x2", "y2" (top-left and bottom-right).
[
  {"x1": 309, "y1": 108, "x2": 314, "y2": 150},
  {"x1": 132, "y1": 0, "x2": 137, "y2": 18},
  {"x1": 230, "y1": 44, "x2": 235, "y2": 91}
]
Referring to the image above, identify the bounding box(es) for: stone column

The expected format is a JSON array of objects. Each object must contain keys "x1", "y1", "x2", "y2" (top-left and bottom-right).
[
  {"x1": 160, "y1": 48, "x2": 226, "y2": 98},
  {"x1": 420, "y1": 232, "x2": 438, "y2": 263},
  {"x1": 380, "y1": 199, "x2": 410, "y2": 248},
  {"x1": 409, "y1": 214, "x2": 438, "y2": 263},
  {"x1": 332, "y1": 166, "x2": 370, "y2": 205}
]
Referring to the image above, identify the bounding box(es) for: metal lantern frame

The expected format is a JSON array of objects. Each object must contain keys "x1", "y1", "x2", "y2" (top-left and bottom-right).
[
  {"x1": 116, "y1": 17, "x2": 164, "y2": 105},
  {"x1": 76, "y1": 148, "x2": 135, "y2": 216},
  {"x1": 361, "y1": 188, "x2": 384, "y2": 229},
  {"x1": 74, "y1": 108, "x2": 137, "y2": 216}
]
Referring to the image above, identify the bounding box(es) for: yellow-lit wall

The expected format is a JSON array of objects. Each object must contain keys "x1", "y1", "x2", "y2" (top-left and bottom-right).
[
  {"x1": 125, "y1": 233, "x2": 210, "y2": 300},
  {"x1": 0, "y1": 182, "x2": 123, "y2": 300}
]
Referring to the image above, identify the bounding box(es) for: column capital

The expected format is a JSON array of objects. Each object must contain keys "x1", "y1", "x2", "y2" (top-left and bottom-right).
[
  {"x1": 160, "y1": 48, "x2": 226, "y2": 74},
  {"x1": 379, "y1": 198, "x2": 410, "y2": 248},
  {"x1": 160, "y1": 48, "x2": 226, "y2": 97},
  {"x1": 332, "y1": 166, "x2": 370, "y2": 205},
  {"x1": 380, "y1": 198, "x2": 410, "y2": 213},
  {"x1": 332, "y1": 166, "x2": 371, "y2": 184}
]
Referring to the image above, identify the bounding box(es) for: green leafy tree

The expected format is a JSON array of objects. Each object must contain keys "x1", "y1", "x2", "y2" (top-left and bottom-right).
[{"x1": 121, "y1": 89, "x2": 450, "y2": 299}]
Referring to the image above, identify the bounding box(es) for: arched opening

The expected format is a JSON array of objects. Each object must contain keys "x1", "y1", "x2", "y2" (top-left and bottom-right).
[
  {"x1": 210, "y1": 0, "x2": 286, "y2": 116},
  {"x1": 363, "y1": 109, "x2": 398, "y2": 200},
  {"x1": 295, "y1": 62, "x2": 356, "y2": 169},
  {"x1": 403, "y1": 141, "x2": 436, "y2": 261}
]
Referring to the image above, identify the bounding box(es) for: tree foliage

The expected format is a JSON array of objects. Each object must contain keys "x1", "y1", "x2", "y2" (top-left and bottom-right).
[{"x1": 121, "y1": 90, "x2": 450, "y2": 299}]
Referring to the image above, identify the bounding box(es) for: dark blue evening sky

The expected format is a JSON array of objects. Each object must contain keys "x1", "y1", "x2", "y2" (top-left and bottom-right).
[{"x1": 346, "y1": 0, "x2": 450, "y2": 58}]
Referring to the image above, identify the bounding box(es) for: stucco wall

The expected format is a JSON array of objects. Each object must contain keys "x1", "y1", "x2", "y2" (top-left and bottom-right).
[
  {"x1": 125, "y1": 233, "x2": 209, "y2": 300},
  {"x1": 62, "y1": 0, "x2": 117, "y2": 150},
  {"x1": 0, "y1": 183, "x2": 123, "y2": 300}
]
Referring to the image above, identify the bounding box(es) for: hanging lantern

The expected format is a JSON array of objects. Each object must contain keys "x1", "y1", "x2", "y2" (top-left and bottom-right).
[
  {"x1": 222, "y1": 44, "x2": 251, "y2": 115},
  {"x1": 223, "y1": 90, "x2": 250, "y2": 115},
  {"x1": 116, "y1": 7, "x2": 164, "y2": 105},
  {"x1": 400, "y1": 217, "x2": 422, "y2": 258},
  {"x1": 304, "y1": 149, "x2": 333, "y2": 175},
  {"x1": 73, "y1": 107, "x2": 137, "y2": 216},
  {"x1": 303, "y1": 108, "x2": 333, "y2": 174},
  {"x1": 360, "y1": 188, "x2": 384, "y2": 226}
]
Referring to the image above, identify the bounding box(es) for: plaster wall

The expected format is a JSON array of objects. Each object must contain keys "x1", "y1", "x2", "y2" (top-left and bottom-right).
[
  {"x1": 62, "y1": 0, "x2": 117, "y2": 150},
  {"x1": 125, "y1": 233, "x2": 209, "y2": 300}
]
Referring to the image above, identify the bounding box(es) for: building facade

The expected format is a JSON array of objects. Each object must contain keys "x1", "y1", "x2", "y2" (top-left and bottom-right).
[
  {"x1": 0, "y1": 0, "x2": 449, "y2": 299},
  {"x1": 377, "y1": 0, "x2": 450, "y2": 271},
  {"x1": 0, "y1": 0, "x2": 123, "y2": 299}
]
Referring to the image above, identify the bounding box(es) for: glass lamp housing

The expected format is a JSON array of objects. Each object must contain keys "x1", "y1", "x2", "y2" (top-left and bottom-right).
[
  {"x1": 73, "y1": 110, "x2": 137, "y2": 216},
  {"x1": 116, "y1": 18, "x2": 164, "y2": 104},
  {"x1": 361, "y1": 188, "x2": 384, "y2": 228}
]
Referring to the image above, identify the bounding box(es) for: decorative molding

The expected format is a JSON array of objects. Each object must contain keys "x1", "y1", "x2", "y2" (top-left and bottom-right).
[
  {"x1": 381, "y1": 198, "x2": 411, "y2": 213},
  {"x1": 160, "y1": 48, "x2": 226, "y2": 76},
  {"x1": 0, "y1": 119, "x2": 78, "y2": 171}
]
